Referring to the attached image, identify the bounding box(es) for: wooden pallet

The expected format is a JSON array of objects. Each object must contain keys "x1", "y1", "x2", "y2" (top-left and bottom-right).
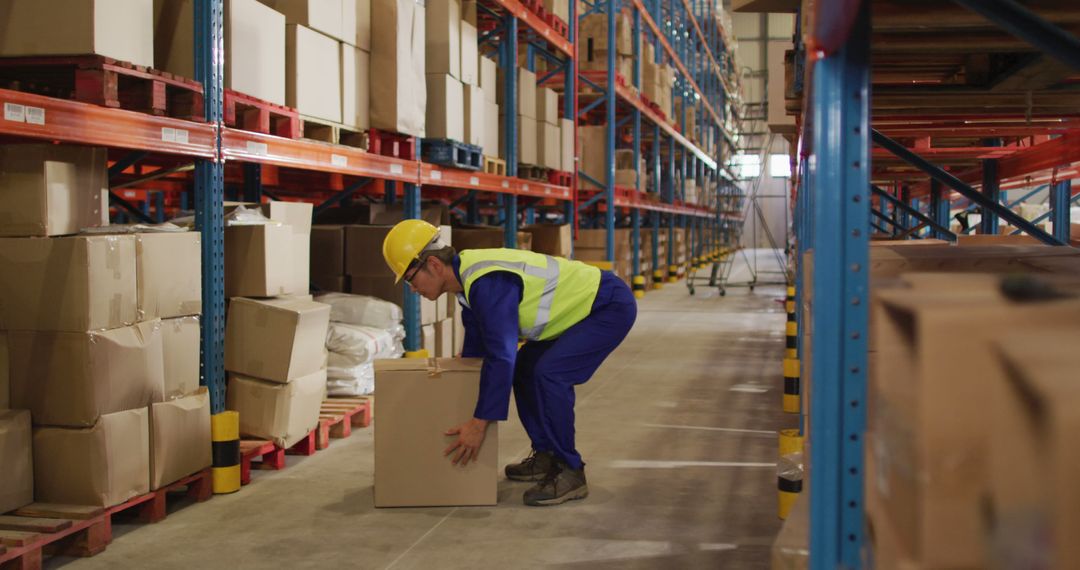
[
  {"x1": 484, "y1": 156, "x2": 507, "y2": 176},
  {"x1": 0, "y1": 469, "x2": 212, "y2": 568},
  {"x1": 224, "y1": 89, "x2": 301, "y2": 138},
  {"x1": 300, "y1": 116, "x2": 368, "y2": 149},
  {"x1": 316, "y1": 397, "x2": 373, "y2": 450},
  {"x1": 518, "y1": 164, "x2": 551, "y2": 182},
  {"x1": 544, "y1": 14, "x2": 569, "y2": 38},
  {"x1": 238, "y1": 427, "x2": 321, "y2": 486},
  {"x1": 547, "y1": 169, "x2": 573, "y2": 187},
  {"x1": 0, "y1": 55, "x2": 204, "y2": 119},
  {"x1": 368, "y1": 128, "x2": 417, "y2": 160}
]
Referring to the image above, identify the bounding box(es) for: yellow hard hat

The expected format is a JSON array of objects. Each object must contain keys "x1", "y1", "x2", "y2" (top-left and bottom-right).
[{"x1": 383, "y1": 219, "x2": 440, "y2": 283}]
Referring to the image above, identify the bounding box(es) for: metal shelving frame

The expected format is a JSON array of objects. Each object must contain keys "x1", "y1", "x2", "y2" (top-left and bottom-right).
[{"x1": 794, "y1": 1, "x2": 1080, "y2": 567}]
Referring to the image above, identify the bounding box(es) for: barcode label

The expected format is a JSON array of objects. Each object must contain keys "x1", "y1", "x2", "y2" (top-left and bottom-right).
[
  {"x1": 331, "y1": 154, "x2": 347, "y2": 167},
  {"x1": 24, "y1": 106, "x2": 44, "y2": 125},
  {"x1": 4, "y1": 103, "x2": 26, "y2": 122},
  {"x1": 501, "y1": 180, "x2": 510, "y2": 189},
  {"x1": 390, "y1": 164, "x2": 404, "y2": 175},
  {"x1": 522, "y1": 184, "x2": 530, "y2": 191},
  {"x1": 173, "y1": 128, "x2": 188, "y2": 143},
  {"x1": 545, "y1": 188, "x2": 552, "y2": 195},
  {"x1": 470, "y1": 176, "x2": 480, "y2": 186},
  {"x1": 161, "y1": 127, "x2": 176, "y2": 142},
  {"x1": 431, "y1": 170, "x2": 442, "y2": 180},
  {"x1": 246, "y1": 141, "x2": 269, "y2": 156}
]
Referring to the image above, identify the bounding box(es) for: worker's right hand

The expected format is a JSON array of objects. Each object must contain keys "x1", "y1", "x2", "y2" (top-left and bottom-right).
[{"x1": 443, "y1": 418, "x2": 490, "y2": 466}]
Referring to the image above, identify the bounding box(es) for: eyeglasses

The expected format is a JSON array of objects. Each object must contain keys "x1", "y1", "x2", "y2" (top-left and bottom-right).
[{"x1": 403, "y1": 257, "x2": 427, "y2": 287}]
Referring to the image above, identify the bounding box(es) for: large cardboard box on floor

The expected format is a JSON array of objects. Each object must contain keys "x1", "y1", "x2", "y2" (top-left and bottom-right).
[
  {"x1": 0, "y1": 145, "x2": 107, "y2": 237},
  {"x1": 341, "y1": 43, "x2": 371, "y2": 130},
  {"x1": 287, "y1": 24, "x2": 342, "y2": 123},
  {"x1": 264, "y1": 0, "x2": 344, "y2": 41},
  {"x1": 150, "y1": 389, "x2": 211, "y2": 489},
  {"x1": 7, "y1": 321, "x2": 165, "y2": 427},
  {"x1": 155, "y1": 0, "x2": 286, "y2": 105},
  {"x1": 1, "y1": 0, "x2": 153, "y2": 67},
  {"x1": 224, "y1": 223, "x2": 294, "y2": 298},
  {"x1": 227, "y1": 369, "x2": 326, "y2": 448},
  {"x1": 426, "y1": 74, "x2": 466, "y2": 141},
  {"x1": 868, "y1": 291, "x2": 1080, "y2": 568},
  {"x1": 370, "y1": 0, "x2": 427, "y2": 137},
  {"x1": 33, "y1": 408, "x2": 150, "y2": 507},
  {"x1": 426, "y1": 0, "x2": 461, "y2": 78},
  {"x1": 162, "y1": 316, "x2": 201, "y2": 400},
  {"x1": 463, "y1": 84, "x2": 485, "y2": 147},
  {"x1": 986, "y1": 330, "x2": 1080, "y2": 569},
  {"x1": 374, "y1": 358, "x2": 497, "y2": 507},
  {"x1": 0, "y1": 410, "x2": 33, "y2": 514},
  {"x1": 225, "y1": 297, "x2": 329, "y2": 383},
  {"x1": 0, "y1": 235, "x2": 138, "y2": 332},
  {"x1": 261, "y1": 202, "x2": 313, "y2": 297},
  {"x1": 137, "y1": 232, "x2": 202, "y2": 319},
  {"x1": 522, "y1": 224, "x2": 572, "y2": 258}
]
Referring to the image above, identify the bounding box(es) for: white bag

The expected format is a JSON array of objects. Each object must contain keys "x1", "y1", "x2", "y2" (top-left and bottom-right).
[{"x1": 315, "y1": 292, "x2": 404, "y2": 332}]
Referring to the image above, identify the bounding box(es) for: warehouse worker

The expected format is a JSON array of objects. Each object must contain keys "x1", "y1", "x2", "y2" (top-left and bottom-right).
[{"x1": 382, "y1": 220, "x2": 637, "y2": 506}]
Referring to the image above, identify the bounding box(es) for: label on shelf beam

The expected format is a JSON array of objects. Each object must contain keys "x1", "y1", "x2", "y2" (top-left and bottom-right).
[
  {"x1": 470, "y1": 176, "x2": 480, "y2": 186},
  {"x1": 390, "y1": 164, "x2": 404, "y2": 175},
  {"x1": 544, "y1": 188, "x2": 551, "y2": 195},
  {"x1": 331, "y1": 154, "x2": 348, "y2": 167},
  {"x1": 3, "y1": 102, "x2": 25, "y2": 122},
  {"x1": 161, "y1": 127, "x2": 189, "y2": 144},
  {"x1": 24, "y1": 106, "x2": 44, "y2": 125},
  {"x1": 502, "y1": 181, "x2": 510, "y2": 189},
  {"x1": 246, "y1": 141, "x2": 269, "y2": 156},
  {"x1": 431, "y1": 170, "x2": 442, "y2": 181}
]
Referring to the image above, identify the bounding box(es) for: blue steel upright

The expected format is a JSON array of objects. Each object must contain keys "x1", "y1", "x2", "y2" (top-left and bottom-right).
[
  {"x1": 604, "y1": 0, "x2": 617, "y2": 261},
  {"x1": 402, "y1": 182, "x2": 422, "y2": 353},
  {"x1": 194, "y1": 0, "x2": 226, "y2": 413},
  {"x1": 980, "y1": 159, "x2": 1000, "y2": 234},
  {"x1": 809, "y1": 2, "x2": 871, "y2": 568},
  {"x1": 503, "y1": 13, "x2": 519, "y2": 248},
  {"x1": 632, "y1": 9, "x2": 643, "y2": 275},
  {"x1": 1051, "y1": 179, "x2": 1072, "y2": 243}
]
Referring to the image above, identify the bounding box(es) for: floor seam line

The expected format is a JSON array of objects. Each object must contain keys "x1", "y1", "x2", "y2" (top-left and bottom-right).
[{"x1": 382, "y1": 507, "x2": 458, "y2": 570}]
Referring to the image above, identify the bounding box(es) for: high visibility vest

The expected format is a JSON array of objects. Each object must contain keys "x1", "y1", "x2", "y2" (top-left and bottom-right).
[{"x1": 459, "y1": 249, "x2": 601, "y2": 341}]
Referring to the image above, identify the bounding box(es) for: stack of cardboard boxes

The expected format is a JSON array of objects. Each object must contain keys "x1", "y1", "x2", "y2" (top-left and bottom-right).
[
  {"x1": 498, "y1": 66, "x2": 539, "y2": 166},
  {"x1": 425, "y1": 0, "x2": 473, "y2": 143},
  {"x1": 575, "y1": 228, "x2": 633, "y2": 284},
  {"x1": 1, "y1": 0, "x2": 155, "y2": 67},
  {"x1": 0, "y1": 144, "x2": 210, "y2": 508},
  {"x1": 479, "y1": 56, "x2": 502, "y2": 158},
  {"x1": 577, "y1": 11, "x2": 633, "y2": 80}
]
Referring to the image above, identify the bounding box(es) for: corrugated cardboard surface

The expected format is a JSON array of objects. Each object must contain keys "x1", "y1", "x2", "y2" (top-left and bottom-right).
[
  {"x1": 374, "y1": 358, "x2": 496, "y2": 507},
  {"x1": 227, "y1": 369, "x2": 326, "y2": 448},
  {"x1": 224, "y1": 224, "x2": 295, "y2": 298},
  {"x1": 268, "y1": 0, "x2": 344, "y2": 41},
  {"x1": 463, "y1": 84, "x2": 485, "y2": 147},
  {"x1": 287, "y1": 24, "x2": 343, "y2": 123},
  {"x1": 370, "y1": 0, "x2": 427, "y2": 137},
  {"x1": 517, "y1": 116, "x2": 538, "y2": 165},
  {"x1": 150, "y1": 389, "x2": 211, "y2": 490},
  {"x1": 0, "y1": 332, "x2": 8, "y2": 409},
  {"x1": 460, "y1": 21, "x2": 479, "y2": 86},
  {"x1": 539, "y1": 122, "x2": 562, "y2": 170},
  {"x1": 341, "y1": 44, "x2": 371, "y2": 130},
  {"x1": 162, "y1": 316, "x2": 201, "y2": 400},
  {"x1": 311, "y1": 225, "x2": 347, "y2": 278},
  {"x1": 425, "y1": 74, "x2": 465, "y2": 141},
  {"x1": 483, "y1": 101, "x2": 500, "y2": 157},
  {"x1": 137, "y1": 232, "x2": 202, "y2": 319},
  {"x1": 435, "y1": 319, "x2": 454, "y2": 358},
  {"x1": 0, "y1": 235, "x2": 138, "y2": 332},
  {"x1": 225, "y1": 297, "x2": 329, "y2": 383},
  {"x1": 343, "y1": 0, "x2": 371, "y2": 50},
  {"x1": 0, "y1": 410, "x2": 33, "y2": 514},
  {"x1": 537, "y1": 88, "x2": 559, "y2": 126},
  {"x1": 344, "y1": 225, "x2": 393, "y2": 276},
  {"x1": 33, "y1": 408, "x2": 151, "y2": 507},
  {"x1": 261, "y1": 202, "x2": 313, "y2": 297},
  {"x1": 479, "y1": 56, "x2": 498, "y2": 102},
  {"x1": 421, "y1": 324, "x2": 436, "y2": 356},
  {"x1": 426, "y1": 0, "x2": 461, "y2": 78},
  {"x1": 497, "y1": 68, "x2": 537, "y2": 119},
  {"x1": 0, "y1": 0, "x2": 153, "y2": 67},
  {"x1": 8, "y1": 321, "x2": 165, "y2": 427},
  {"x1": 560, "y1": 119, "x2": 574, "y2": 174},
  {"x1": 0, "y1": 145, "x2": 107, "y2": 237},
  {"x1": 522, "y1": 224, "x2": 572, "y2": 258}
]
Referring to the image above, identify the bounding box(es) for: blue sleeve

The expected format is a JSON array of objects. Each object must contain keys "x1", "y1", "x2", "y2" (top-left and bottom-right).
[
  {"x1": 461, "y1": 272, "x2": 522, "y2": 421},
  {"x1": 460, "y1": 304, "x2": 485, "y2": 358}
]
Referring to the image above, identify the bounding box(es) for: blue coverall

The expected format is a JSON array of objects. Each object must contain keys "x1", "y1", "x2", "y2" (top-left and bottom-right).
[{"x1": 454, "y1": 256, "x2": 637, "y2": 470}]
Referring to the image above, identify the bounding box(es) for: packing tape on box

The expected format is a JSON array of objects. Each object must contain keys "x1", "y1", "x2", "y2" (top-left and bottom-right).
[{"x1": 211, "y1": 411, "x2": 241, "y2": 494}]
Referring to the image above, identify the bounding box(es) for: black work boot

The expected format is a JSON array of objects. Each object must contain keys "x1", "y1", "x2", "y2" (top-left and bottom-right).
[
  {"x1": 523, "y1": 460, "x2": 588, "y2": 506},
  {"x1": 504, "y1": 450, "x2": 556, "y2": 482}
]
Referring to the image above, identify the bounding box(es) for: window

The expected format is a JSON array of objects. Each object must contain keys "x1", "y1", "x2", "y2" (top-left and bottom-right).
[
  {"x1": 769, "y1": 154, "x2": 792, "y2": 178},
  {"x1": 732, "y1": 153, "x2": 761, "y2": 179}
]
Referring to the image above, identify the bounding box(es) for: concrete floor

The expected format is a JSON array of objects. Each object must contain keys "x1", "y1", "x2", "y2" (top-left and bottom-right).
[{"x1": 55, "y1": 273, "x2": 793, "y2": 570}]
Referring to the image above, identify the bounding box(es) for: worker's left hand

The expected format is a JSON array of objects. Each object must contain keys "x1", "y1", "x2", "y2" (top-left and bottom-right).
[{"x1": 444, "y1": 418, "x2": 490, "y2": 466}]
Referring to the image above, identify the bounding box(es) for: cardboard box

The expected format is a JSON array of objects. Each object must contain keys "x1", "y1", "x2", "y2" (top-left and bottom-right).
[
  {"x1": 522, "y1": 224, "x2": 572, "y2": 258},
  {"x1": 344, "y1": 225, "x2": 393, "y2": 276},
  {"x1": 480, "y1": 57, "x2": 498, "y2": 102},
  {"x1": 463, "y1": 84, "x2": 485, "y2": 147},
  {"x1": 156, "y1": 0, "x2": 286, "y2": 105},
  {"x1": 7, "y1": 321, "x2": 165, "y2": 427},
  {"x1": 576, "y1": 228, "x2": 629, "y2": 250},
  {"x1": 0, "y1": 145, "x2": 107, "y2": 237},
  {"x1": 33, "y1": 408, "x2": 150, "y2": 507},
  {"x1": 370, "y1": 0, "x2": 426, "y2": 137},
  {"x1": 266, "y1": 0, "x2": 344, "y2": 41},
  {"x1": 1, "y1": 0, "x2": 153, "y2": 67},
  {"x1": 224, "y1": 297, "x2": 330, "y2": 383},
  {"x1": 426, "y1": 0, "x2": 461, "y2": 78},
  {"x1": 435, "y1": 319, "x2": 454, "y2": 358},
  {"x1": 136, "y1": 232, "x2": 202, "y2": 319},
  {"x1": 224, "y1": 224, "x2": 295, "y2": 298},
  {"x1": 452, "y1": 227, "x2": 506, "y2": 251},
  {"x1": 518, "y1": 115, "x2": 539, "y2": 165},
  {"x1": 0, "y1": 235, "x2": 138, "y2": 332},
  {"x1": 341, "y1": 43, "x2": 371, "y2": 129},
  {"x1": 421, "y1": 324, "x2": 436, "y2": 357},
  {"x1": 539, "y1": 122, "x2": 562, "y2": 170},
  {"x1": 0, "y1": 332, "x2": 8, "y2": 409},
  {"x1": 426, "y1": 74, "x2": 466, "y2": 141},
  {"x1": 0, "y1": 410, "x2": 33, "y2": 514},
  {"x1": 578, "y1": 125, "x2": 607, "y2": 184},
  {"x1": 560, "y1": 119, "x2": 574, "y2": 175},
  {"x1": 311, "y1": 225, "x2": 347, "y2": 278},
  {"x1": 483, "y1": 101, "x2": 501, "y2": 157},
  {"x1": 162, "y1": 316, "x2": 201, "y2": 400},
  {"x1": 287, "y1": 24, "x2": 342, "y2": 123},
  {"x1": 227, "y1": 369, "x2": 326, "y2": 448},
  {"x1": 261, "y1": 202, "x2": 313, "y2": 297},
  {"x1": 868, "y1": 291, "x2": 1080, "y2": 567},
  {"x1": 543, "y1": 0, "x2": 570, "y2": 21},
  {"x1": 313, "y1": 274, "x2": 349, "y2": 293},
  {"x1": 373, "y1": 358, "x2": 497, "y2": 507},
  {"x1": 150, "y1": 389, "x2": 211, "y2": 489},
  {"x1": 460, "y1": 21, "x2": 479, "y2": 86},
  {"x1": 537, "y1": 87, "x2": 560, "y2": 125},
  {"x1": 987, "y1": 330, "x2": 1080, "y2": 569}
]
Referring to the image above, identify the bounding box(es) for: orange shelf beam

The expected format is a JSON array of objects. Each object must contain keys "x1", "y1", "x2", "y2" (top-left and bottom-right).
[
  {"x1": 420, "y1": 163, "x2": 572, "y2": 200},
  {"x1": 487, "y1": 0, "x2": 573, "y2": 57}
]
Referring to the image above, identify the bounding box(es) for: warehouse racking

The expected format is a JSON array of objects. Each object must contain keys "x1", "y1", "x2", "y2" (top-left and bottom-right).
[{"x1": 790, "y1": 1, "x2": 1080, "y2": 566}]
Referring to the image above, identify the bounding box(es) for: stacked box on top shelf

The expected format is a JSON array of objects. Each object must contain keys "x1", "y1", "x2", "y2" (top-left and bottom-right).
[
  {"x1": 497, "y1": 67, "x2": 539, "y2": 165},
  {"x1": 479, "y1": 56, "x2": 500, "y2": 157},
  {"x1": 2, "y1": 0, "x2": 154, "y2": 67},
  {"x1": 536, "y1": 88, "x2": 562, "y2": 170},
  {"x1": 371, "y1": 0, "x2": 426, "y2": 137},
  {"x1": 577, "y1": 12, "x2": 633, "y2": 79}
]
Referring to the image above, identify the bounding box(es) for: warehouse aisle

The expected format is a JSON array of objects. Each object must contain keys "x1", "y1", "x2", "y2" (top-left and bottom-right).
[{"x1": 59, "y1": 281, "x2": 791, "y2": 570}]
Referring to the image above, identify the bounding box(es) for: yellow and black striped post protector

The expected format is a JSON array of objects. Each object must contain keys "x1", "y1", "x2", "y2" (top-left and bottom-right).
[
  {"x1": 667, "y1": 264, "x2": 678, "y2": 283},
  {"x1": 211, "y1": 411, "x2": 241, "y2": 494},
  {"x1": 652, "y1": 269, "x2": 665, "y2": 290},
  {"x1": 632, "y1": 275, "x2": 646, "y2": 299},
  {"x1": 777, "y1": 428, "x2": 804, "y2": 520},
  {"x1": 783, "y1": 286, "x2": 800, "y2": 414}
]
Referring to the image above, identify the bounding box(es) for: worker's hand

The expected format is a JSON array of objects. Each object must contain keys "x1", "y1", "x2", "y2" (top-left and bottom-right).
[{"x1": 444, "y1": 418, "x2": 490, "y2": 466}]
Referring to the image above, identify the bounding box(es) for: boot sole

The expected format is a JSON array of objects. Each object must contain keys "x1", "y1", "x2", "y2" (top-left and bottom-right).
[
  {"x1": 524, "y1": 485, "x2": 589, "y2": 506},
  {"x1": 505, "y1": 472, "x2": 547, "y2": 482}
]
